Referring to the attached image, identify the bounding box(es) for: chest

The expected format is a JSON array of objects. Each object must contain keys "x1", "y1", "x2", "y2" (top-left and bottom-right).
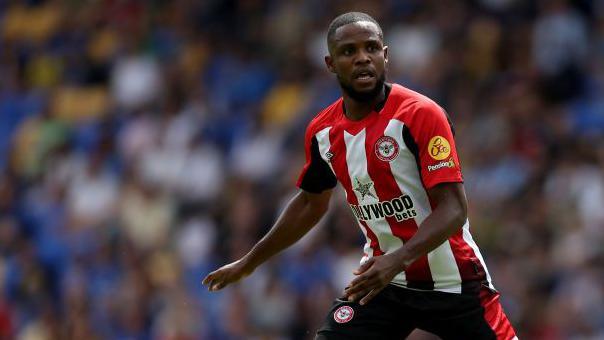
[{"x1": 323, "y1": 116, "x2": 413, "y2": 177}]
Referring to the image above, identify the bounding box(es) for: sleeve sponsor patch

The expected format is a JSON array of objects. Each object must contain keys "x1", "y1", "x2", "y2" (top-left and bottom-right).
[
  {"x1": 427, "y1": 157, "x2": 456, "y2": 172},
  {"x1": 428, "y1": 136, "x2": 451, "y2": 160}
]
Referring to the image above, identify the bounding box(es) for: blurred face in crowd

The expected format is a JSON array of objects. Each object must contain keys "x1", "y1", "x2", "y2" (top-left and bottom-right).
[{"x1": 326, "y1": 21, "x2": 388, "y2": 102}]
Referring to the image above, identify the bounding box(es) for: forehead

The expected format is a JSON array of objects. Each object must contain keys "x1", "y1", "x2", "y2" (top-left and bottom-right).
[{"x1": 332, "y1": 21, "x2": 382, "y2": 45}]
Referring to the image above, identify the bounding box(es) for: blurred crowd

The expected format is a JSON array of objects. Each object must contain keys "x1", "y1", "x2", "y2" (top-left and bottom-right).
[{"x1": 1, "y1": 0, "x2": 604, "y2": 339}]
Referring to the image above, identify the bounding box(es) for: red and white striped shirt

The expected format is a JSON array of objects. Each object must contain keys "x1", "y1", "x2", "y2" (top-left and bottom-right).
[{"x1": 297, "y1": 83, "x2": 494, "y2": 294}]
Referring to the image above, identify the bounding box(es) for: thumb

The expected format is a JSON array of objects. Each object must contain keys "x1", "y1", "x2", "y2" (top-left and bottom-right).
[{"x1": 353, "y1": 257, "x2": 375, "y2": 275}]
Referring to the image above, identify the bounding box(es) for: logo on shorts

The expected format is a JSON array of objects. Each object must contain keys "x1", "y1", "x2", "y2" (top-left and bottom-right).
[
  {"x1": 428, "y1": 136, "x2": 451, "y2": 160},
  {"x1": 375, "y1": 136, "x2": 399, "y2": 162},
  {"x1": 334, "y1": 306, "x2": 354, "y2": 323}
]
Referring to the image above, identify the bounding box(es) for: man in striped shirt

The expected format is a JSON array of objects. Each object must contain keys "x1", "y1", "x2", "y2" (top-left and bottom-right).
[{"x1": 204, "y1": 11, "x2": 517, "y2": 339}]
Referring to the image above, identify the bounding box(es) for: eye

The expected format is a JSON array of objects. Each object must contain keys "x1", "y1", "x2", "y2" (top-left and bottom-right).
[
  {"x1": 367, "y1": 44, "x2": 380, "y2": 53},
  {"x1": 342, "y1": 47, "x2": 354, "y2": 56}
]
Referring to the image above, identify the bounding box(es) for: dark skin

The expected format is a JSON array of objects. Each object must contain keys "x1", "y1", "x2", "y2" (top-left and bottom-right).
[
  {"x1": 325, "y1": 21, "x2": 388, "y2": 121},
  {"x1": 202, "y1": 189, "x2": 332, "y2": 291},
  {"x1": 203, "y1": 21, "x2": 469, "y2": 306}
]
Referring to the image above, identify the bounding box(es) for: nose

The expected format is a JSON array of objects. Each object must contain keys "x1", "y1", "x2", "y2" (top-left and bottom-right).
[{"x1": 354, "y1": 49, "x2": 371, "y2": 65}]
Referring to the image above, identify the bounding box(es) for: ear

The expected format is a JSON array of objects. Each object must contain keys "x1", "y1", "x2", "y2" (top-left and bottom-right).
[
  {"x1": 325, "y1": 55, "x2": 336, "y2": 73},
  {"x1": 383, "y1": 45, "x2": 388, "y2": 64}
]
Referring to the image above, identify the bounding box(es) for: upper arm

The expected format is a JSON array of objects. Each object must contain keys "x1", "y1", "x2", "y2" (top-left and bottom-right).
[
  {"x1": 299, "y1": 188, "x2": 333, "y2": 215},
  {"x1": 426, "y1": 182, "x2": 467, "y2": 222}
]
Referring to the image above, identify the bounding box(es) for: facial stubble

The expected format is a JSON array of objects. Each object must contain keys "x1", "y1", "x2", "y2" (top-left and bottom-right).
[{"x1": 337, "y1": 72, "x2": 386, "y2": 103}]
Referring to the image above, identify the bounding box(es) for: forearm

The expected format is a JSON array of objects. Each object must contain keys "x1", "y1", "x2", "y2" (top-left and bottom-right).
[
  {"x1": 391, "y1": 183, "x2": 467, "y2": 271},
  {"x1": 392, "y1": 206, "x2": 465, "y2": 270},
  {"x1": 342, "y1": 186, "x2": 467, "y2": 305},
  {"x1": 241, "y1": 191, "x2": 328, "y2": 273}
]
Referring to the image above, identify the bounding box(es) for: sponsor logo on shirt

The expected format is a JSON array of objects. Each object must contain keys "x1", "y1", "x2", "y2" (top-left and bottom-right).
[
  {"x1": 349, "y1": 194, "x2": 417, "y2": 222},
  {"x1": 427, "y1": 157, "x2": 456, "y2": 172},
  {"x1": 334, "y1": 306, "x2": 354, "y2": 323},
  {"x1": 428, "y1": 136, "x2": 451, "y2": 160},
  {"x1": 375, "y1": 136, "x2": 400, "y2": 162}
]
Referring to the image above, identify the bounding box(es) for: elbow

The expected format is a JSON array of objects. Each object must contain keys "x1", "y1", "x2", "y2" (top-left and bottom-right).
[
  {"x1": 452, "y1": 209, "x2": 467, "y2": 228},
  {"x1": 439, "y1": 194, "x2": 467, "y2": 230},
  {"x1": 451, "y1": 201, "x2": 467, "y2": 229}
]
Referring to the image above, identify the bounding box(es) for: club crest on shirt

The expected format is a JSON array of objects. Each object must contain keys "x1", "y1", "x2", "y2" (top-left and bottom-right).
[
  {"x1": 428, "y1": 136, "x2": 451, "y2": 160},
  {"x1": 375, "y1": 136, "x2": 400, "y2": 162},
  {"x1": 333, "y1": 305, "x2": 354, "y2": 323}
]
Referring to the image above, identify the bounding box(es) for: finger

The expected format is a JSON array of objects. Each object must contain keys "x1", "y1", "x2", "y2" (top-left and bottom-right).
[
  {"x1": 344, "y1": 284, "x2": 364, "y2": 298},
  {"x1": 202, "y1": 273, "x2": 215, "y2": 285},
  {"x1": 348, "y1": 287, "x2": 373, "y2": 302},
  {"x1": 349, "y1": 272, "x2": 372, "y2": 287},
  {"x1": 345, "y1": 277, "x2": 377, "y2": 298},
  {"x1": 350, "y1": 266, "x2": 379, "y2": 286},
  {"x1": 353, "y1": 258, "x2": 374, "y2": 275},
  {"x1": 203, "y1": 269, "x2": 222, "y2": 285},
  {"x1": 345, "y1": 276, "x2": 369, "y2": 294},
  {"x1": 359, "y1": 287, "x2": 383, "y2": 305},
  {"x1": 210, "y1": 282, "x2": 224, "y2": 291},
  {"x1": 205, "y1": 278, "x2": 217, "y2": 290}
]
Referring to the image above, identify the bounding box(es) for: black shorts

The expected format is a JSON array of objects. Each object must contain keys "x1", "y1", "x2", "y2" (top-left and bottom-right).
[{"x1": 316, "y1": 284, "x2": 516, "y2": 340}]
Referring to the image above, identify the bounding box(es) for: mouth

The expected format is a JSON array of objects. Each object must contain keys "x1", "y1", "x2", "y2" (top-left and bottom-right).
[
  {"x1": 353, "y1": 69, "x2": 376, "y2": 80},
  {"x1": 351, "y1": 69, "x2": 376, "y2": 88}
]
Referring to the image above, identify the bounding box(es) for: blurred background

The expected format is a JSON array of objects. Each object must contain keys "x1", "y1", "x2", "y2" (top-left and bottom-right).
[{"x1": 1, "y1": 0, "x2": 603, "y2": 339}]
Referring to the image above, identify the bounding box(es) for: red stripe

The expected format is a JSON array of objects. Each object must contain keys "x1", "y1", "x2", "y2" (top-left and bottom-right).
[
  {"x1": 448, "y1": 228, "x2": 487, "y2": 282},
  {"x1": 425, "y1": 186, "x2": 486, "y2": 283},
  {"x1": 364, "y1": 114, "x2": 433, "y2": 284},
  {"x1": 328, "y1": 125, "x2": 383, "y2": 256},
  {"x1": 479, "y1": 288, "x2": 517, "y2": 339}
]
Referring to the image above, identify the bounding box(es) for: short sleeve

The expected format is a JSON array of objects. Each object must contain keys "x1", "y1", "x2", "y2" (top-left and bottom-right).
[
  {"x1": 410, "y1": 104, "x2": 463, "y2": 189},
  {"x1": 296, "y1": 125, "x2": 337, "y2": 193}
]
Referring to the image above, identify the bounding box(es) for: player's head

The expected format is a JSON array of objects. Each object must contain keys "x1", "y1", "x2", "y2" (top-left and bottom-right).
[{"x1": 325, "y1": 12, "x2": 388, "y2": 102}]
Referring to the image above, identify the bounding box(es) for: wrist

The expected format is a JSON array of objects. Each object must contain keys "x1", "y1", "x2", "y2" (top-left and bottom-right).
[
  {"x1": 391, "y1": 248, "x2": 414, "y2": 272},
  {"x1": 239, "y1": 254, "x2": 258, "y2": 275}
]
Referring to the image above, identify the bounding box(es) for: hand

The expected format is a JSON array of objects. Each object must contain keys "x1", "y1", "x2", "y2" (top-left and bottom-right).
[
  {"x1": 343, "y1": 254, "x2": 403, "y2": 305},
  {"x1": 202, "y1": 259, "x2": 251, "y2": 291}
]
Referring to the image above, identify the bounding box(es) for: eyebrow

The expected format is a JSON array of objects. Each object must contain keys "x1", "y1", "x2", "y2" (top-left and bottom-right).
[{"x1": 334, "y1": 38, "x2": 382, "y2": 48}]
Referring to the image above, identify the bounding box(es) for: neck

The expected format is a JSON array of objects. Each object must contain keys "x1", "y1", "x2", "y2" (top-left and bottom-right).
[{"x1": 342, "y1": 84, "x2": 387, "y2": 121}]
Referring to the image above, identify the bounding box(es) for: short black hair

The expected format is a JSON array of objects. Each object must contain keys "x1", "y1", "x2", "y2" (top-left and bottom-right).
[{"x1": 327, "y1": 12, "x2": 383, "y2": 50}]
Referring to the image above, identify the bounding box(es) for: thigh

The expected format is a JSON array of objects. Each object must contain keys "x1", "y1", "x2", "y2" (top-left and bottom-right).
[
  {"x1": 315, "y1": 287, "x2": 415, "y2": 340},
  {"x1": 417, "y1": 288, "x2": 516, "y2": 340}
]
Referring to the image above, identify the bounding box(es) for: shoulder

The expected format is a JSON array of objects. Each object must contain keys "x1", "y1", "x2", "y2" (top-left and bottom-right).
[
  {"x1": 305, "y1": 98, "x2": 342, "y2": 136},
  {"x1": 391, "y1": 83, "x2": 443, "y2": 114},
  {"x1": 390, "y1": 84, "x2": 446, "y2": 122}
]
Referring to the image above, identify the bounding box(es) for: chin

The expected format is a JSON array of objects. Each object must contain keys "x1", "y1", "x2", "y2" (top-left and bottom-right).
[
  {"x1": 338, "y1": 74, "x2": 385, "y2": 102},
  {"x1": 356, "y1": 85, "x2": 378, "y2": 93},
  {"x1": 350, "y1": 84, "x2": 383, "y2": 102}
]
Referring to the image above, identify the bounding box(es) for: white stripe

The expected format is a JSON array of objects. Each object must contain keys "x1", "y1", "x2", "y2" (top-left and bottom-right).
[
  {"x1": 462, "y1": 220, "x2": 495, "y2": 290},
  {"x1": 316, "y1": 127, "x2": 375, "y2": 259},
  {"x1": 315, "y1": 127, "x2": 335, "y2": 175},
  {"x1": 385, "y1": 119, "x2": 462, "y2": 293},
  {"x1": 343, "y1": 129, "x2": 405, "y2": 280}
]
